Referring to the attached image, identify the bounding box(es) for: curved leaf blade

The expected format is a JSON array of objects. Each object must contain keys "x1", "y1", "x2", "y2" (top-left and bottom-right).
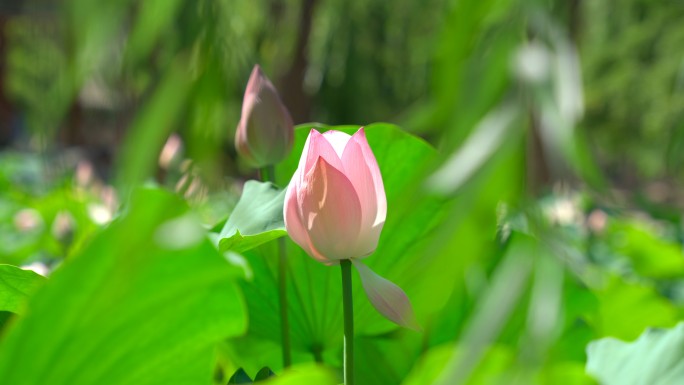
[
  {"x1": 218, "y1": 180, "x2": 287, "y2": 253},
  {"x1": 0, "y1": 264, "x2": 46, "y2": 314},
  {"x1": 586, "y1": 322, "x2": 684, "y2": 385}
]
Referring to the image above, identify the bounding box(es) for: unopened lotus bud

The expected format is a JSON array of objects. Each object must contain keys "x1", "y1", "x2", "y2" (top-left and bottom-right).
[
  {"x1": 235, "y1": 65, "x2": 294, "y2": 167},
  {"x1": 284, "y1": 128, "x2": 386, "y2": 263}
]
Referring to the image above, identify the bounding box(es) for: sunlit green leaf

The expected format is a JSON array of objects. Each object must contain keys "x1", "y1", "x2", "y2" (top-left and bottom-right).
[
  {"x1": 125, "y1": 0, "x2": 184, "y2": 65},
  {"x1": 262, "y1": 364, "x2": 337, "y2": 385},
  {"x1": 0, "y1": 188, "x2": 246, "y2": 385},
  {"x1": 586, "y1": 275, "x2": 678, "y2": 341},
  {"x1": 605, "y1": 219, "x2": 684, "y2": 279},
  {"x1": 218, "y1": 181, "x2": 287, "y2": 253},
  {"x1": 540, "y1": 362, "x2": 597, "y2": 385},
  {"x1": 586, "y1": 322, "x2": 684, "y2": 385},
  {"x1": 403, "y1": 344, "x2": 515, "y2": 385},
  {"x1": 355, "y1": 331, "x2": 423, "y2": 385},
  {"x1": 0, "y1": 264, "x2": 46, "y2": 314},
  {"x1": 404, "y1": 343, "x2": 596, "y2": 385}
]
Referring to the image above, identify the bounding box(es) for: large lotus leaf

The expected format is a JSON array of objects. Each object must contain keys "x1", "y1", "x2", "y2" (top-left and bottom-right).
[
  {"x1": 404, "y1": 343, "x2": 595, "y2": 385},
  {"x1": 604, "y1": 219, "x2": 684, "y2": 279},
  {"x1": 584, "y1": 274, "x2": 678, "y2": 341},
  {"x1": 0, "y1": 188, "x2": 247, "y2": 385},
  {"x1": 217, "y1": 334, "x2": 316, "y2": 378},
  {"x1": 586, "y1": 322, "x2": 684, "y2": 385},
  {"x1": 355, "y1": 330, "x2": 424, "y2": 384},
  {"x1": 262, "y1": 364, "x2": 337, "y2": 384},
  {"x1": 403, "y1": 344, "x2": 515, "y2": 385}
]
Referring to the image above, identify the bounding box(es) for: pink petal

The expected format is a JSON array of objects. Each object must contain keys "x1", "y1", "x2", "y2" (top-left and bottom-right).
[
  {"x1": 244, "y1": 65, "x2": 265, "y2": 98},
  {"x1": 234, "y1": 119, "x2": 252, "y2": 160},
  {"x1": 296, "y1": 129, "x2": 313, "y2": 174},
  {"x1": 352, "y1": 259, "x2": 421, "y2": 331},
  {"x1": 303, "y1": 130, "x2": 344, "y2": 178},
  {"x1": 239, "y1": 66, "x2": 264, "y2": 124},
  {"x1": 351, "y1": 128, "x2": 387, "y2": 227},
  {"x1": 322, "y1": 130, "x2": 352, "y2": 157},
  {"x1": 341, "y1": 137, "x2": 380, "y2": 257},
  {"x1": 283, "y1": 172, "x2": 330, "y2": 264},
  {"x1": 298, "y1": 156, "x2": 362, "y2": 261}
]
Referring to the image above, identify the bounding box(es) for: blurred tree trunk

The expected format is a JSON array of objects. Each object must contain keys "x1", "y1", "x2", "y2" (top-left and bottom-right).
[
  {"x1": 279, "y1": 0, "x2": 318, "y2": 123},
  {"x1": 0, "y1": 13, "x2": 14, "y2": 147},
  {"x1": 526, "y1": 111, "x2": 551, "y2": 196},
  {"x1": 569, "y1": 0, "x2": 582, "y2": 43},
  {"x1": 525, "y1": 0, "x2": 582, "y2": 195}
]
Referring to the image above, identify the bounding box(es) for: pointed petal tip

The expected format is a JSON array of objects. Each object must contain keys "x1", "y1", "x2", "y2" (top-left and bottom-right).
[
  {"x1": 314, "y1": 154, "x2": 328, "y2": 169},
  {"x1": 393, "y1": 301, "x2": 422, "y2": 332},
  {"x1": 350, "y1": 127, "x2": 371, "y2": 149},
  {"x1": 250, "y1": 64, "x2": 268, "y2": 82},
  {"x1": 246, "y1": 64, "x2": 275, "y2": 97},
  {"x1": 307, "y1": 129, "x2": 323, "y2": 148},
  {"x1": 352, "y1": 126, "x2": 368, "y2": 140},
  {"x1": 405, "y1": 317, "x2": 423, "y2": 333},
  {"x1": 250, "y1": 64, "x2": 261, "y2": 77}
]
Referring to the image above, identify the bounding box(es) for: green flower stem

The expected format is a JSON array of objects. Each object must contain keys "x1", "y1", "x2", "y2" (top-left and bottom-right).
[
  {"x1": 276, "y1": 236, "x2": 291, "y2": 367},
  {"x1": 340, "y1": 259, "x2": 354, "y2": 385},
  {"x1": 262, "y1": 165, "x2": 291, "y2": 368}
]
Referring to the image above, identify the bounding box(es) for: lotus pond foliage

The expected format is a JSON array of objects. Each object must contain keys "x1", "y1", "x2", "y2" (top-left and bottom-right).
[{"x1": 1, "y1": 0, "x2": 684, "y2": 385}]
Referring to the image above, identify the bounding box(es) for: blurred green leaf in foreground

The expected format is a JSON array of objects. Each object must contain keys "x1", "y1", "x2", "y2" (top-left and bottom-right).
[{"x1": 0, "y1": 188, "x2": 247, "y2": 385}]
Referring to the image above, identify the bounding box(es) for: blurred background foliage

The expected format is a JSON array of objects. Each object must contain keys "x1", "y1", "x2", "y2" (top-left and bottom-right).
[
  {"x1": 0, "y1": 0, "x2": 680, "y2": 181},
  {"x1": 2, "y1": 0, "x2": 684, "y2": 384},
  {"x1": 4, "y1": 0, "x2": 684, "y2": 192}
]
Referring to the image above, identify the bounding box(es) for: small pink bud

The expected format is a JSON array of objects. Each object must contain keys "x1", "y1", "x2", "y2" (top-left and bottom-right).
[
  {"x1": 235, "y1": 65, "x2": 294, "y2": 167},
  {"x1": 284, "y1": 127, "x2": 387, "y2": 264}
]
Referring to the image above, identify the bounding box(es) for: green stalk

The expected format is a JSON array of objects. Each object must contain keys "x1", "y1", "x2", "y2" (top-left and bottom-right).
[
  {"x1": 277, "y1": 236, "x2": 291, "y2": 367},
  {"x1": 262, "y1": 165, "x2": 291, "y2": 368},
  {"x1": 340, "y1": 259, "x2": 354, "y2": 385}
]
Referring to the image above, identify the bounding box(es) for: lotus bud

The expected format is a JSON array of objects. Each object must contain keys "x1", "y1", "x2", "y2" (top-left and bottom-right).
[
  {"x1": 235, "y1": 65, "x2": 294, "y2": 167},
  {"x1": 284, "y1": 128, "x2": 386, "y2": 263}
]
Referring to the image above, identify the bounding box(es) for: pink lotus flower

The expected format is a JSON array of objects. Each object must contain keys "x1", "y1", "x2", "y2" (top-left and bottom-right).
[
  {"x1": 235, "y1": 65, "x2": 294, "y2": 167},
  {"x1": 284, "y1": 128, "x2": 386, "y2": 264},
  {"x1": 284, "y1": 127, "x2": 419, "y2": 330}
]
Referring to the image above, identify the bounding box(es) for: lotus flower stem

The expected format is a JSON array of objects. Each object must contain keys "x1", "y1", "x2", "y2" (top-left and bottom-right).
[
  {"x1": 340, "y1": 259, "x2": 354, "y2": 385},
  {"x1": 276, "y1": 236, "x2": 291, "y2": 367},
  {"x1": 263, "y1": 165, "x2": 291, "y2": 368}
]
